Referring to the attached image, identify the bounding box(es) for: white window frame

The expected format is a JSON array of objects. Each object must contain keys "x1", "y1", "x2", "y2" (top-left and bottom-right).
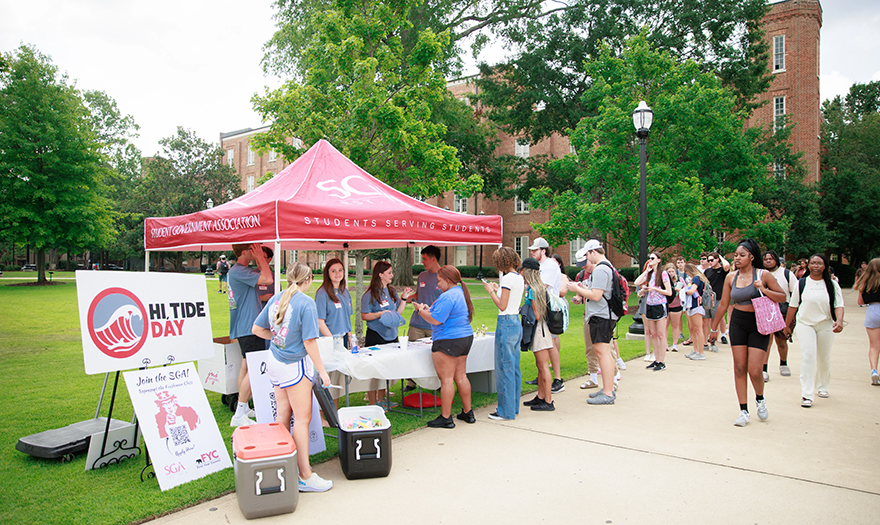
[
  {"x1": 773, "y1": 35, "x2": 785, "y2": 72},
  {"x1": 712, "y1": 230, "x2": 726, "y2": 246},
  {"x1": 514, "y1": 186, "x2": 529, "y2": 214},
  {"x1": 413, "y1": 246, "x2": 423, "y2": 264},
  {"x1": 774, "y1": 96, "x2": 786, "y2": 133},
  {"x1": 247, "y1": 146, "x2": 255, "y2": 166},
  {"x1": 514, "y1": 235, "x2": 529, "y2": 261},
  {"x1": 455, "y1": 246, "x2": 467, "y2": 266},
  {"x1": 454, "y1": 193, "x2": 468, "y2": 214},
  {"x1": 293, "y1": 137, "x2": 303, "y2": 149},
  {"x1": 774, "y1": 160, "x2": 786, "y2": 179},
  {"x1": 570, "y1": 237, "x2": 586, "y2": 264},
  {"x1": 515, "y1": 139, "x2": 530, "y2": 158},
  {"x1": 227, "y1": 148, "x2": 234, "y2": 167},
  {"x1": 247, "y1": 175, "x2": 255, "y2": 193},
  {"x1": 269, "y1": 150, "x2": 277, "y2": 162}
]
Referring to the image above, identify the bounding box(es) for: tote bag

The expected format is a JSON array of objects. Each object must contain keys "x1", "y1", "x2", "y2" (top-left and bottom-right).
[{"x1": 752, "y1": 276, "x2": 786, "y2": 335}]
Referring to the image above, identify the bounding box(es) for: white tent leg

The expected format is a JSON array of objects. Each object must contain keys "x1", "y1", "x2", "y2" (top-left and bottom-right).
[
  {"x1": 145, "y1": 252, "x2": 150, "y2": 273},
  {"x1": 275, "y1": 240, "x2": 282, "y2": 291}
]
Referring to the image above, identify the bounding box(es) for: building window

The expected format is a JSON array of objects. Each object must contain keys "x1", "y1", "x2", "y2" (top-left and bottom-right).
[
  {"x1": 293, "y1": 137, "x2": 302, "y2": 149},
  {"x1": 569, "y1": 142, "x2": 576, "y2": 156},
  {"x1": 227, "y1": 149, "x2": 234, "y2": 166},
  {"x1": 514, "y1": 186, "x2": 529, "y2": 214},
  {"x1": 773, "y1": 35, "x2": 785, "y2": 72},
  {"x1": 454, "y1": 193, "x2": 467, "y2": 214},
  {"x1": 318, "y1": 252, "x2": 326, "y2": 267},
  {"x1": 455, "y1": 246, "x2": 467, "y2": 266},
  {"x1": 247, "y1": 146, "x2": 255, "y2": 166},
  {"x1": 514, "y1": 235, "x2": 529, "y2": 261},
  {"x1": 711, "y1": 229, "x2": 726, "y2": 246},
  {"x1": 515, "y1": 139, "x2": 530, "y2": 158},
  {"x1": 269, "y1": 150, "x2": 277, "y2": 162},
  {"x1": 774, "y1": 160, "x2": 786, "y2": 179},
  {"x1": 774, "y1": 96, "x2": 785, "y2": 133},
  {"x1": 413, "y1": 246, "x2": 422, "y2": 263},
  {"x1": 247, "y1": 175, "x2": 255, "y2": 193},
  {"x1": 570, "y1": 237, "x2": 586, "y2": 264}
]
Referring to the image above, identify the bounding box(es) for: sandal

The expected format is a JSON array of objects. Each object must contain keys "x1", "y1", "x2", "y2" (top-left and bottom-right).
[{"x1": 682, "y1": 339, "x2": 693, "y2": 346}]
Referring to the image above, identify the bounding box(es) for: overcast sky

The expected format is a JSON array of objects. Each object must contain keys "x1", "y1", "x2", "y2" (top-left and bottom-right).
[{"x1": 2, "y1": 0, "x2": 878, "y2": 156}]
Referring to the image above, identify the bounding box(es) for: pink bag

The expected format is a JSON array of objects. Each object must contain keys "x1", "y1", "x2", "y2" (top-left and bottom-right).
[{"x1": 752, "y1": 272, "x2": 786, "y2": 335}]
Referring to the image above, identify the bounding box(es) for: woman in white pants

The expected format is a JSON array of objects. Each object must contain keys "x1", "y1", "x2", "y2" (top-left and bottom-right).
[{"x1": 783, "y1": 254, "x2": 844, "y2": 408}]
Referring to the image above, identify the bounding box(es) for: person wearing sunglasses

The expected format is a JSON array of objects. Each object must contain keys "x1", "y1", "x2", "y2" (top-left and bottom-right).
[
  {"x1": 704, "y1": 252, "x2": 731, "y2": 352},
  {"x1": 634, "y1": 253, "x2": 673, "y2": 370}
]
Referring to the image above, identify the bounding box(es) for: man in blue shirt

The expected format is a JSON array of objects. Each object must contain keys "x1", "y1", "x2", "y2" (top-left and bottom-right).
[
  {"x1": 228, "y1": 242, "x2": 273, "y2": 427},
  {"x1": 404, "y1": 246, "x2": 442, "y2": 392}
]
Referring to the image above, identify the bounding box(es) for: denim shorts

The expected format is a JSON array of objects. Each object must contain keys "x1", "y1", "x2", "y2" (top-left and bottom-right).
[{"x1": 865, "y1": 303, "x2": 880, "y2": 329}]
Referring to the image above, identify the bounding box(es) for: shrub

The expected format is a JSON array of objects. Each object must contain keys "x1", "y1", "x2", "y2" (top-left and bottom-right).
[
  {"x1": 618, "y1": 266, "x2": 639, "y2": 282},
  {"x1": 829, "y1": 261, "x2": 856, "y2": 289},
  {"x1": 456, "y1": 265, "x2": 499, "y2": 278}
]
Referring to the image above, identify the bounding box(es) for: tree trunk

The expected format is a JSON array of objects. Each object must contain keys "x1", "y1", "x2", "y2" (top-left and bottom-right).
[
  {"x1": 37, "y1": 247, "x2": 46, "y2": 283},
  {"x1": 352, "y1": 250, "x2": 366, "y2": 344},
  {"x1": 391, "y1": 247, "x2": 413, "y2": 287}
]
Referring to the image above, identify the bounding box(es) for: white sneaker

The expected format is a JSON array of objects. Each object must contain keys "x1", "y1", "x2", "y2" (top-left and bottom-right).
[
  {"x1": 690, "y1": 352, "x2": 706, "y2": 361},
  {"x1": 685, "y1": 351, "x2": 697, "y2": 359},
  {"x1": 617, "y1": 358, "x2": 627, "y2": 370},
  {"x1": 299, "y1": 472, "x2": 333, "y2": 492},
  {"x1": 710, "y1": 344, "x2": 719, "y2": 353},
  {"x1": 230, "y1": 414, "x2": 255, "y2": 427},
  {"x1": 872, "y1": 370, "x2": 880, "y2": 385},
  {"x1": 734, "y1": 410, "x2": 750, "y2": 427},
  {"x1": 756, "y1": 399, "x2": 769, "y2": 421},
  {"x1": 763, "y1": 371, "x2": 770, "y2": 382},
  {"x1": 247, "y1": 408, "x2": 256, "y2": 418},
  {"x1": 643, "y1": 353, "x2": 654, "y2": 362}
]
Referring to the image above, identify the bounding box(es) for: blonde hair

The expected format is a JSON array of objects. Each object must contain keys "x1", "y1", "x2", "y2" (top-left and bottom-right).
[
  {"x1": 664, "y1": 263, "x2": 678, "y2": 284},
  {"x1": 521, "y1": 267, "x2": 547, "y2": 320},
  {"x1": 683, "y1": 263, "x2": 708, "y2": 284},
  {"x1": 855, "y1": 258, "x2": 880, "y2": 295},
  {"x1": 273, "y1": 263, "x2": 312, "y2": 325}
]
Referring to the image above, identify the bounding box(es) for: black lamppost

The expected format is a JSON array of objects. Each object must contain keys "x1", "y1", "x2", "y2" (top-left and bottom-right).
[{"x1": 629, "y1": 100, "x2": 653, "y2": 336}]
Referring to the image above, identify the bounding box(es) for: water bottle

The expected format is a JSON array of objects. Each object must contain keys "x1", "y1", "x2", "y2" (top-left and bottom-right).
[{"x1": 350, "y1": 335, "x2": 359, "y2": 354}]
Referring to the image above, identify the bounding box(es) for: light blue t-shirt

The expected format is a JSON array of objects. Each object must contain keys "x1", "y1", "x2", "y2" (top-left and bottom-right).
[
  {"x1": 254, "y1": 291, "x2": 321, "y2": 364},
  {"x1": 361, "y1": 287, "x2": 401, "y2": 341},
  {"x1": 429, "y1": 286, "x2": 473, "y2": 341},
  {"x1": 315, "y1": 286, "x2": 352, "y2": 336},
  {"x1": 409, "y1": 271, "x2": 441, "y2": 330},
  {"x1": 228, "y1": 263, "x2": 263, "y2": 339}
]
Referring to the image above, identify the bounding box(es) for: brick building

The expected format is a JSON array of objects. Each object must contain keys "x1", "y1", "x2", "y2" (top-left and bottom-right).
[{"x1": 219, "y1": 1, "x2": 822, "y2": 271}]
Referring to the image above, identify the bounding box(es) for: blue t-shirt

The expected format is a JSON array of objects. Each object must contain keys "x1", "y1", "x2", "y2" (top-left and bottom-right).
[
  {"x1": 361, "y1": 287, "x2": 401, "y2": 341},
  {"x1": 228, "y1": 263, "x2": 263, "y2": 339},
  {"x1": 315, "y1": 286, "x2": 352, "y2": 336},
  {"x1": 429, "y1": 286, "x2": 473, "y2": 341},
  {"x1": 409, "y1": 271, "x2": 441, "y2": 330},
  {"x1": 254, "y1": 291, "x2": 321, "y2": 364}
]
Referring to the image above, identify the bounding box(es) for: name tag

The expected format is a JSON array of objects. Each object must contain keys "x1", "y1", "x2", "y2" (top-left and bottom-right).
[
  {"x1": 334, "y1": 302, "x2": 342, "y2": 309},
  {"x1": 420, "y1": 282, "x2": 426, "y2": 287},
  {"x1": 380, "y1": 300, "x2": 389, "y2": 308}
]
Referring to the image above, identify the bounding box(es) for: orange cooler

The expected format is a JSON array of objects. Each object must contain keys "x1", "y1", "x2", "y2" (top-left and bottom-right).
[{"x1": 232, "y1": 423, "x2": 298, "y2": 519}]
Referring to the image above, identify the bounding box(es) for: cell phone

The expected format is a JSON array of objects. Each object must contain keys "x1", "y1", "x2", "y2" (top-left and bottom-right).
[{"x1": 481, "y1": 278, "x2": 489, "y2": 284}]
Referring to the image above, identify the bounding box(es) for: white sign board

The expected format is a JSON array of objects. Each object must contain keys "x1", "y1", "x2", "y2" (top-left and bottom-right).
[
  {"x1": 124, "y1": 363, "x2": 232, "y2": 491},
  {"x1": 77, "y1": 271, "x2": 214, "y2": 374},
  {"x1": 246, "y1": 350, "x2": 326, "y2": 455}
]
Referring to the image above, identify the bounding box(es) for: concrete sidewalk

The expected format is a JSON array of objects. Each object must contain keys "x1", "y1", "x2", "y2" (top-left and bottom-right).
[{"x1": 149, "y1": 289, "x2": 880, "y2": 524}]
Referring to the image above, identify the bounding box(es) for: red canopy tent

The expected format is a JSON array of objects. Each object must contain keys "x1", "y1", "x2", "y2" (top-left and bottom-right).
[{"x1": 144, "y1": 139, "x2": 503, "y2": 263}]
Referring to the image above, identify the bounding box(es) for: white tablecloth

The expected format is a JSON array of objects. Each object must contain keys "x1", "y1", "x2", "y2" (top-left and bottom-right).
[{"x1": 319, "y1": 335, "x2": 495, "y2": 391}]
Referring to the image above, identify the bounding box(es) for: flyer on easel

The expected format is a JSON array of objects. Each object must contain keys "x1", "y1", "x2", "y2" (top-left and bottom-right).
[{"x1": 124, "y1": 363, "x2": 231, "y2": 491}]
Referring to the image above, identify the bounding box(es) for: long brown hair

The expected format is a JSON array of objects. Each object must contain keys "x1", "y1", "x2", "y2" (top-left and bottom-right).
[
  {"x1": 320, "y1": 258, "x2": 346, "y2": 303},
  {"x1": 368, "y1": 261, "x2": 397, "y2": 303},
  {"x1": 646, "y1": 252, "x2": 663, "y2": 289},
  {"x1": 274, "y1": 263, "x2": 312, "y2": 325},
  {"x1": 438, "y1": 265, "x2": 474, "y2": 322},
  {"x1": 521, "y1": 267, "x2": 547, "y2": 320},
  {"x1": 855, "y1": 258, "x2": 880, "y2": 295}
]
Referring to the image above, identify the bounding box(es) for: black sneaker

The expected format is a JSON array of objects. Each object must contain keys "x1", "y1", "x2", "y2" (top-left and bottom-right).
[
  {"x1": 427, "y1": 415, "x2": 455, "y2": 428},
  {"x1": 646, "y1": 361, "x2": 658, "y2": 370},
  {"x1": 456, "y1": 410, "x2": 476, "y2": 424},
  {"x1": 551, "y1": 378, "x2": 565, "y2": 393},
  {"x1": 530, "y1": 400, "x2": 556, "y2": 411},
  {"x1": 721, "y1": 335, "x2": 728, "y2": 344},
  {"x1": 525, "y1": 377, "x2": 539, "y2": 386},
  {"x1": 653, "y1": 362, "x2": 667, "y2": 371},
  {"x1": 523, "y1": 395, "x2": 543, "y2": 407}
]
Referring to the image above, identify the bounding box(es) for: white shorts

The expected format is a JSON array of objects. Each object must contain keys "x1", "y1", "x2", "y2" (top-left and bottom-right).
[
  {"x1": 686, "y1": 306, "x2": 706, "y2": 317},
  {"x1": 268, "y1": 353, "x2": 316, "y2": 389}
]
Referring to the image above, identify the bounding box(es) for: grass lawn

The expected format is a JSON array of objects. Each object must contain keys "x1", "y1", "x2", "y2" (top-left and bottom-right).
[{"x1": 0, "y1": 273, "x2": 659, "y2": 525}]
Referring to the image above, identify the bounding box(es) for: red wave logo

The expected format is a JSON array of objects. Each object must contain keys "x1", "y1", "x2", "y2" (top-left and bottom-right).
[{"x1": 87, "y1": 288, "x2": 148, "y2": 359}]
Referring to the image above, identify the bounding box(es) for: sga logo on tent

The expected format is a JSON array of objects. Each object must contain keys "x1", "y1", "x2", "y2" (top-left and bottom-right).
[{"x1": 87, "y1": 287, "x2": 148, "y2": 359}]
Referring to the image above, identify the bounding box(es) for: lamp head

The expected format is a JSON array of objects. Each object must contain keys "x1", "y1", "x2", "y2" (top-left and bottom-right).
[{"x1": 632, "y1": 100, "x2": 653, "y2": 137}]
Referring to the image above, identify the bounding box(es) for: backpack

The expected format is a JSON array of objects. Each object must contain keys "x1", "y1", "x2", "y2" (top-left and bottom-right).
[
  {"x1": 597, "y1": 261, "x2": 627, "y2": 318},
  {"x1": 701, "y1": 280, "x2": 717, "y2": 310},
  {"x1": 798, "y1": 276, "x2": 838, "y2": 322},
  {"x1": 545, "y1": 291, "x2": 569, "y2": 335},
  {"x1": 218, "y1": 260, "x2": 229, "y2": 274}
]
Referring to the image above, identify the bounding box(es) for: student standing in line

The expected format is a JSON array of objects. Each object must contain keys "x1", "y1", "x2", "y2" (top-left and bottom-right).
[
  {"x1": 682, "y1": 264, "x2": 709, "y2": 362},
  {"x1": 665, "y1": 262, "x2": 685, "y2": 353},
  {"x1": 854, "y1": 258, "x2": 880, "y2": 385},
  {"x1": 576, "y1": 240, "x2": 619, "y2": 405},
  {"x1": 761, "y1": 250, "x2": 797, "y2": 380},
  {"x1": 634, "y1": 253, "x2": 672, "y2": 371},
  {"x1": 784, "y1": 254, "x2": 844, "y2": 407},
  {"x1": 709, "y1": 239, "x2": 786, "y2": 427},
  {"x1": 526, "y1": 238, "x2": 565, "y2": 393},
  {"x1": 217, "y1": 254, "x2": 230, "y2": 294},
  {"x1": 703, "y1": 252, "x2": 731, "y2": 352},
  {"x1": 520, "y1": 257, "x2": 557, "y2": 411},
  {"x1": 483, "y1": 247, "x2": 524, "y2": 421}
]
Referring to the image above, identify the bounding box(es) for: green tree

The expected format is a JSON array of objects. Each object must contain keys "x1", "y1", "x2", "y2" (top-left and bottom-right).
[
  {"x1": 819, "y1": 81, "x2": 880, "y2": 264},
  {"x1": 530, "y1": 34, "x2": 775, "y2": 259},
  {"x1": 0, "y1": 45, "x2": 113, "y2": 283},
  {"x1": 133, "y1": 127, "x2": 242, "y2": 270}
]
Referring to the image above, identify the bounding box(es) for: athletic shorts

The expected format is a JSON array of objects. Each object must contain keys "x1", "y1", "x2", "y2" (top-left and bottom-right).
[
  {"x1": 865, "y1": 303, "x2": 880, "y2": 329},
  {"x1": 646, "y1": 303, "x2": 668, "y2": 321},
  {"x1": 729, "y1": 308, "x2": 771, "y2": 351},
  {"x1": 703, "y1": 301, "x2": 718, "y2": 320},
  {"x1": 268, "y1": 353, "x2": 316, "y2": 389},
  {"x1": 432, "y1": 335, "x2": 473, "y2": 357},
  {"x1": 219, "y1": 274, "x2": 228, "y2": 283},
  {"x1": 588, "y1": 316, "x2": 616, "y2": 345},
  {"x1": 238, "y1": 334, "x2": 268, "y2": 357},
  {"x1": 669, "y1": 304, "x2": 683, "y2": 313},
  {"x1": 686, "y1": 306, "x2": 706, "y2": 317}
]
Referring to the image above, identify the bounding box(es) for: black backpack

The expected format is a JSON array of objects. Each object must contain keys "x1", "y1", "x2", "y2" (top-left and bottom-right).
[
  {"x1": 597, "y1": 261, "x2": 627, "y2": 318},
  {"x1": 545, "y1": 292, "x2": 567, "y2": 335},
  {"x1": 219, "y1": 261, "x2": 229, "y2": 274}
]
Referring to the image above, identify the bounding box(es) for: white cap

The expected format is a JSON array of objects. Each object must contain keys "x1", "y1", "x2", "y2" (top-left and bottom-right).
[{"x1": 528, "y1": 237, "x2": 550, "y2": 250}]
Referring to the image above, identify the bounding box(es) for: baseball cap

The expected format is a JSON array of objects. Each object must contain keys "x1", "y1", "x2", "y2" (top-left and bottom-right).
[
  {"x1": 528, "y1": 237, "x2": 550, "y2": 250},
  {"x1": 220, "y1": 255, "x2": 226, "y2": 259},
  {"x1": 521, "y1": 257, "x2": 541, "y2": 271},
  {"x1": 574, "y1": 247, "x2": 589, "y2": 267}
]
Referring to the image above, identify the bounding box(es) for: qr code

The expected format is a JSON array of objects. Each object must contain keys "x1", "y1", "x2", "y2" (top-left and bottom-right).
[{"x1": 170, "y1": 424, "x2": 190, "y2": 447}]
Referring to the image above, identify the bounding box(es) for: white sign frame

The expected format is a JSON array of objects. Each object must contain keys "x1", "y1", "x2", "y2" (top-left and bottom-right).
[{"x1": 77, "y1": 271, "x2": 214, "y2": 374}]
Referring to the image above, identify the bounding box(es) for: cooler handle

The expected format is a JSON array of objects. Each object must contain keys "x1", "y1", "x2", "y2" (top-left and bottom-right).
[
  {"x1": 255, "y1": 468, "x2": 285, "y2": 495},
  {"x1": 355, "y1": 437, "x2": 382, "y2": 460}
]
